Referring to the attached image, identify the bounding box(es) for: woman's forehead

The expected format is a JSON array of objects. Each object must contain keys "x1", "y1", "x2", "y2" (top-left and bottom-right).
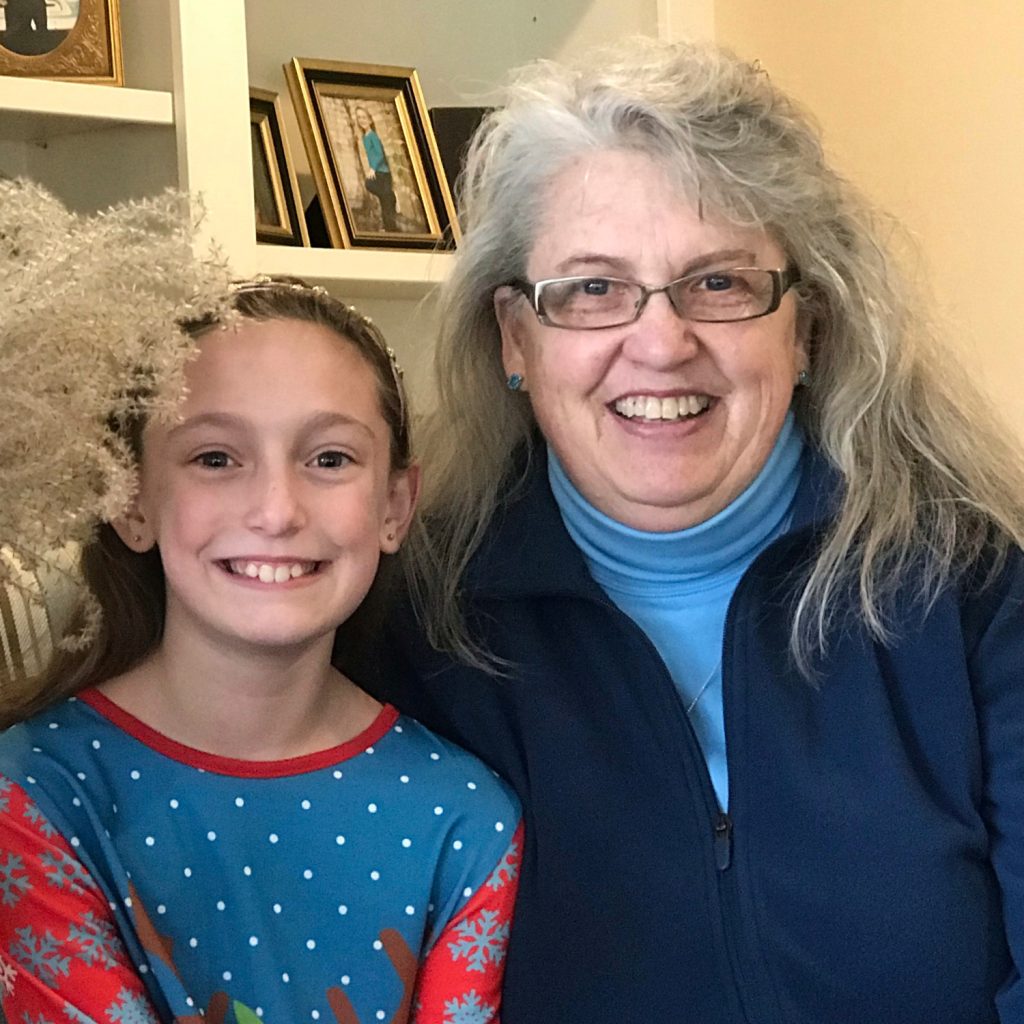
[{"x1": 527, "y1": 150, "x2": 782, "y2": 273}]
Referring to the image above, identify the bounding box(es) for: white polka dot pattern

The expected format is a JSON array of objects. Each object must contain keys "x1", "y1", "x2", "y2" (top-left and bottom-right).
[{"x1": 0, "y1": 697, "x2": 521, "y2": 1022}]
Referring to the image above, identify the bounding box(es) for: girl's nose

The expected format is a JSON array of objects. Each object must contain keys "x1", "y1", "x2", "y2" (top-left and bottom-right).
[{"x1": 244, "y1": 467, "x2": 307, "y2": 535}]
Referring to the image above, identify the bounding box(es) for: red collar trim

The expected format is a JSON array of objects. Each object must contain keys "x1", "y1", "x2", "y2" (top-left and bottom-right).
[{"x1": 78, "y1": 689, "x2": 399, "y2": 779}]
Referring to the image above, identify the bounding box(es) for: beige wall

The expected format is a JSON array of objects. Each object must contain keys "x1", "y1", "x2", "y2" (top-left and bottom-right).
[{"x1": 715, "y1": 2, "x2": 1024, "y2": 441}]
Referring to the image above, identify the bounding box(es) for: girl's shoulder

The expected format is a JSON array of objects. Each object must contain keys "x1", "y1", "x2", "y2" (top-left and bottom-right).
[
  {"x1": 375, "y1": 711, "x2": 521, "y2": 824},
  {"x1": 0, "y1": 691, "x2": 107, "y2": 769}
]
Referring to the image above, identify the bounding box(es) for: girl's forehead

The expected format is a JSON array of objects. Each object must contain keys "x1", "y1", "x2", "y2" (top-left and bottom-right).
[{"x1": 178, "y1": 319, "x2": 382, "y2": 420}]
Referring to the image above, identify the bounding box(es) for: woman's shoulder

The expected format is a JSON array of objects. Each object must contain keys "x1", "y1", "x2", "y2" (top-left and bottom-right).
[{"x1": 958, "y1": 542, "x2": 1024, "y2": 650}]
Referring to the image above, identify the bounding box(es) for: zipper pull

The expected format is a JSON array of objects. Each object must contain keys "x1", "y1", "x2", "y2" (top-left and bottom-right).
[{"x1": 714, "y1": 812, "x2": 733, "y2": 870}]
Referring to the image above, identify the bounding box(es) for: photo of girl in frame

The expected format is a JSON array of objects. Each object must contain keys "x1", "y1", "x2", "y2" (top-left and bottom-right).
[
  {"x1": 285, "y1": 57, "x2": 459, "y2": 251},
  {"x1": 316, "y1": 88, "x2": 432, "y2": 238}
]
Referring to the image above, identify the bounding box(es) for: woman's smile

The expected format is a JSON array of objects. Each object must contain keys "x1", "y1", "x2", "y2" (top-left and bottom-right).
[{"x1": 498, "y1": 149, "x2": 806, "y2": 532}]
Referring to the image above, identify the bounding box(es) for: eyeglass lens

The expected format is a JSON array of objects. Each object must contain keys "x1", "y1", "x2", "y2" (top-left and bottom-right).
[{"x1": 538, "y1": 269, "x2": 779, "y2": 328}]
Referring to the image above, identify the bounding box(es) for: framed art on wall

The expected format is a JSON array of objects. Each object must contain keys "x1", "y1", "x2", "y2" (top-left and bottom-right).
[
  {"x1": 0, "y1": 0, "x2": 123, "y2": 84},
  {"x1": 250, "y1": 87, "x2": 309, "y2": 247},
  {"x1": 284, "y1": 57, "x2": 458, "y2": 250}
]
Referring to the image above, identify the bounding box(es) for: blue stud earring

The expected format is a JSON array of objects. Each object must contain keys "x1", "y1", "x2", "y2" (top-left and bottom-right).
[
  {"x1": 797, "y1": 369, "x2": 811, "y2": 387},
  {"x1": 506, "y1": 372, "x2": 524, "y2": 392}
]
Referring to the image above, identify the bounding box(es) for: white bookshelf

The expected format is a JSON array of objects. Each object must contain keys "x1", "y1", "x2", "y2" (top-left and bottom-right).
[
  {"x1": 0, "y1": 0, "x2": 712, "y2": 366},
  {"x1": 0, "y1": 77, "x2": 172, "y2": 141}
]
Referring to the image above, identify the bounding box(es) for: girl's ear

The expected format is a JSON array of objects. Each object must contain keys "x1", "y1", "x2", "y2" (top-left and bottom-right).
[
  {"x1": 380, "y1": 463, "x2": 421, "y2": 554},
  {"x1": 111, "y1": 504, "x2": 156, "y2": 554}
]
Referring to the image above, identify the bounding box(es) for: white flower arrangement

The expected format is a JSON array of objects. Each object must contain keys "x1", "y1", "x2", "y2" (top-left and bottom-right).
[{"x1": 0, "y1": 179, "x2": 234, "y2": 645}]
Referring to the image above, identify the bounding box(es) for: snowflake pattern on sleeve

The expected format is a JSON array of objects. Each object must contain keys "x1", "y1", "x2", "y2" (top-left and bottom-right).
[
  {"x1": 412, "y1": 821, "x2": 524, "y2": 1024},
  {"x1": 39, "y1": 850, "x2": 97, "y2": 897},
  {"x1": 0, "y1": 952, "x2": 16, "y2": 995},
  {"x1": 0, "y1": 779, "x2": 159, "y2": 1024},
  {"x1": 68, "y1": 912, "x2": 125, "y2": 970},
  {"x1": 448, "y1": 910, "x2": 510, "y2": 974},
  {"x1": 11, "y1": 927, "x2": 72, "y2": 989},
  {"x1": 1, "y1": 852, "x2": 31, "y2": 907},
  {"x1": 443, "y1": 990, "x2": 497, "y2": 1024},
  {"x1": 107, "y1": 986, "x2": 159, "y2": 1024}
]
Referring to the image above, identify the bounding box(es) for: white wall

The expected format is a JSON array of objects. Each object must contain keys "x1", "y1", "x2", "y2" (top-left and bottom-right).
[
  {"x1": 243, "y1": 0, "x2": 660, "y2": 410},
  {"x1": 245, "y1": 0, "x2": 659, "y2": 107}
]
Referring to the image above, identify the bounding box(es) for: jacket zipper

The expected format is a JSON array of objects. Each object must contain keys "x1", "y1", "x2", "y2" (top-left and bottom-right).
[
  {"x1": 598, "y1": 597, "x2": 752, "y2": 1023},
  {"x1": 600, "y1": 598, "x2": 736, "y2": 860},
  {"x1": 715, "y1": 810, "x2": 734, "y2": 870}
]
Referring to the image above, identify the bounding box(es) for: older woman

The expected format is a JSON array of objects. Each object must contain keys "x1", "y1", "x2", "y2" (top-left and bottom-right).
[{"x1": 345, "y1": 39, "x2": 1024, "y2": 1023}]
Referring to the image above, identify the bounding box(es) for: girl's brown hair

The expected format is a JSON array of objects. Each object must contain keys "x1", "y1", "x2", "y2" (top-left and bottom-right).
[{"x1": 1, "y1": 278, "x2": 412, "y2": 728}]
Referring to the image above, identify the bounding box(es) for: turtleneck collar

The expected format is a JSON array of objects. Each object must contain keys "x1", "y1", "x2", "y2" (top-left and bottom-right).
[{"x1": 548, "y1": 412, "x2": 804, "y2": 594}]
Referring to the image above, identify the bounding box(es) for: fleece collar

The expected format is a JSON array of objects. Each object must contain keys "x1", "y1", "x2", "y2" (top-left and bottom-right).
[{"x1": 464, "y1": 439, "x2": 843, "y2": 601}]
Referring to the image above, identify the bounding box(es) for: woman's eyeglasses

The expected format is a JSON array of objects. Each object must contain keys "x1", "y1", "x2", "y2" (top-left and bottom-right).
[{"x1": 509, "y1": 266, "x2": 800, "y2": 330}]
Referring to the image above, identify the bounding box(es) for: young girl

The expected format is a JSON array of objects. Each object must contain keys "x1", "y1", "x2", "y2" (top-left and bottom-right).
[
  {"x1": 0, "y1": 278, "x2": 521, "y2": 1024},
  {"x1": 355, "y1": 106, "x2": 399, "y2": 233}
]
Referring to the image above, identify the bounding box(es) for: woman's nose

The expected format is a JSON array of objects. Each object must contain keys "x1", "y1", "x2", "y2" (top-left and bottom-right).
[
  {"x1": 622, "y1": 290, "x2": 702, "y2": 368},
  {"x1": 244, "y1": 466, "x2": 306, "y2": 535}
]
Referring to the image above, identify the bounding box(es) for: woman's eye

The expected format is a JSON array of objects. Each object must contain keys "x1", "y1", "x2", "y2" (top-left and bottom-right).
[
  {"x1": 311, "y1": 450, "x2": 351, "y2": 469},
  {"x1": 702, "y1": 273, "x2": 735, "y2": 292},
  {"x1": 580, "y1": 278, "x2": 612, "y2": 296},
  {"x1": 194, "y1": 451, "x2": 233, "y2": 469}
]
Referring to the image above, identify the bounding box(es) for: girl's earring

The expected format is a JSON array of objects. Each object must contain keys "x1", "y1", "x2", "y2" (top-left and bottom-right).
[
  {"x1": 797, "y1": 369, "x2": 811, "y2": 387},
  {"x1": 506, "y1": 373, "x2": 524, "y2": 392}
]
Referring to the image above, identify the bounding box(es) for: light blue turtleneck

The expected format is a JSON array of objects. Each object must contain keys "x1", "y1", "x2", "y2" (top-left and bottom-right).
[{"x1": 548, "y1": 411, "x2": 804, "y2": 808}]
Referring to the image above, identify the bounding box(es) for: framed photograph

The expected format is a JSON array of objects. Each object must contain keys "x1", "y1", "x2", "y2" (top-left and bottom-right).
[
  {"x1": 0, "y1": 0, "x2": 123, "y2": 84},
  {"x1": 285, "y1": 57, "x2": 459, "y2": 250},
  {"x1": 250, "y1": 88, "x2": 309, "y2": 247}
]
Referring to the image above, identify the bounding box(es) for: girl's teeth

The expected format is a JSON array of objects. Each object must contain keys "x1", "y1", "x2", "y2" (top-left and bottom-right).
[{"x1": 231, "y1": 561, "x2": 314, "y2": 582}]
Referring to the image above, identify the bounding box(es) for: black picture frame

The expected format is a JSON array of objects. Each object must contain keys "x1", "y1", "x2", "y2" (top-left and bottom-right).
[
  {"x1": 285, "y1": 57, "x2": 458, "y2": 251},
  {"x1": 249, "y1": 88, "x2": 308, "y2": 247}
]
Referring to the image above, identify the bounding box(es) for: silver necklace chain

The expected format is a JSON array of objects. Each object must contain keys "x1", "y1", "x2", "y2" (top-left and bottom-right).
[{"x1": 686, "y1": 661, "x2": 722, "y2": 716}]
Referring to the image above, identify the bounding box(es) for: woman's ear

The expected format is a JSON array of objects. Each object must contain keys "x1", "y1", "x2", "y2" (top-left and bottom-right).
[
  {"x1": 110, "y1": 503, "x2": 156, "y2": 554},
  {"x1": 795, "y1": 307, "x2": 814, "y2": 374},
  {"x1": 379, "y1": 463, "x2": 421, "y2": 554},
  {"x1": 494, "y1": 286, "x2": 529, "y2": 390}
]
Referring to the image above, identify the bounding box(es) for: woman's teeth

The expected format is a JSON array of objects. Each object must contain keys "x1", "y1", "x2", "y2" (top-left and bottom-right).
[
  {"x1": 226, "y1": 561, "x2": 317, "y2": 583},
  {"x1": 613, "y1": 394, "x2": 712, "y2": 421}
]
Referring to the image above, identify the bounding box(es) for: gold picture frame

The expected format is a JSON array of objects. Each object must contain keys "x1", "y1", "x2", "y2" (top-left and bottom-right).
[
  {"x1": 0, "y1": 0, "x2": 123, "y2": 84},
  {"x1": 285, "y1": 57, "x2": 459, "y2": 250},
  {"x1": 250, "y1": 88, "x2": 309, "y2": 247}
]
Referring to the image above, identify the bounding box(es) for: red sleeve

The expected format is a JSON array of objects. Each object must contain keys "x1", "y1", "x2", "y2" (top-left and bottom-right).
[
  {"x1": 0, "y1": 777, "x2": 160, "y2": 1022},
  {"x1": 411, "y1": 820, "x2": 524, "y2": 1024}
]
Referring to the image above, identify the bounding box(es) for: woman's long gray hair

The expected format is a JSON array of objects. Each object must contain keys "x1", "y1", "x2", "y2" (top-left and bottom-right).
[{"x1": 407, "y1": 37, "x2": 1024, "y2": 675}]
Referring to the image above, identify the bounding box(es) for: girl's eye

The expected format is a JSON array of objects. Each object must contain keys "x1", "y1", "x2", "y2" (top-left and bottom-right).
[
  {"x1": 311, "y1": 450, "x2": 351, "y2": 470},
  {"x1": 194, "y1": 451, "x2": 233, "y2": 469}
]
